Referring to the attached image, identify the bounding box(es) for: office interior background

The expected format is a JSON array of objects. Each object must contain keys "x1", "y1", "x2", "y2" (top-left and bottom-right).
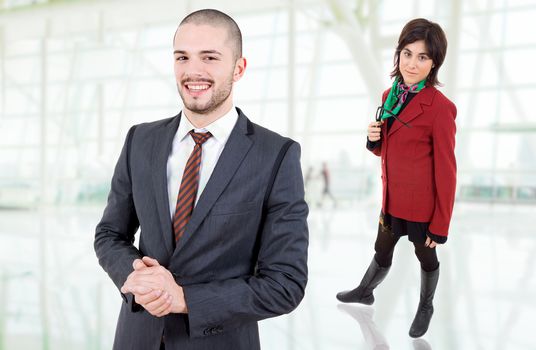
[{"x1": 0, "y1": 0, "x2": 535, "y2": 349}]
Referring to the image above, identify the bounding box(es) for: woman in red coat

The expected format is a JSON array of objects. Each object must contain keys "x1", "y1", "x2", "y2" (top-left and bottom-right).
[{"x1": 337, "y1": 18, "x2": 456, "y2": 338}]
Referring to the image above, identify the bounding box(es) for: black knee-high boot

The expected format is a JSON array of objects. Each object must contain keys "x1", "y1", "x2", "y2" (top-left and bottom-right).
[
  {"x1": 409, "y1": 265, "x2": 440, "y2": 338},
  {"x1": 336, "y1": 258, "x2": 390, "y2": 305}
]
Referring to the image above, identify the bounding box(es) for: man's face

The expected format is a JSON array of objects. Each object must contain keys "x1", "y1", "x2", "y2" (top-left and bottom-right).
[{"x1": 173, "y1": 23, "x2": 245, "y2": 117}]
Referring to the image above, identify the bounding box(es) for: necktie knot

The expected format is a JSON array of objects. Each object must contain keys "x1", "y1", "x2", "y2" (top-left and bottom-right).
[{"x1": 189, "y1": 130, "x2": 212, "y2": 145}]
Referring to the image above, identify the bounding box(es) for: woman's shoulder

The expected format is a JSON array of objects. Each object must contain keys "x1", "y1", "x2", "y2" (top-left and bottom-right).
[
  {"x1": 427, "y1": 87, "x2": 457, "y2": 122},
  {"x1": 429, "y1": 86, "x2": 456, "y2": 111},
  {"x1": 381, "y1": 88, "x2": 391, "y2": 103}
]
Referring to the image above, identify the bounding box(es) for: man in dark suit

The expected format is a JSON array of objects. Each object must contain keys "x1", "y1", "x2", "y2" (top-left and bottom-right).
[{"x1": 94, "y1": 9, "x2": 309, "y2": 350}]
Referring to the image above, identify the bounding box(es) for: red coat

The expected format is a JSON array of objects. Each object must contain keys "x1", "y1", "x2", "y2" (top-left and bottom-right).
[{"x1": 370, "y1": 86, "x2": 457, "y2": 238}]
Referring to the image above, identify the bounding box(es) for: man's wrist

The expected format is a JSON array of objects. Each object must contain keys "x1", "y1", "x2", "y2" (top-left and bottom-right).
[{"x1": 171, "y1": 284, "x2": 188, "y2": 313}]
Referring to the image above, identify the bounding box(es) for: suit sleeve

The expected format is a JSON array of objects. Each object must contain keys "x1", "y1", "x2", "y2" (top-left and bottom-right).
[
  {"x1": 428, "y1": 102, "x2": 457, "y2": 238},
  {"x1": 182, "y1": 142, "x2": 309, "y2": 338},
  {"x1": 94, "y1": 126, "x2": 143, "y2": 309}
]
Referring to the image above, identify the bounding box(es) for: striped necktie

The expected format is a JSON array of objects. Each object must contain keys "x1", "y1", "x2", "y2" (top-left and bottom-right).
[{"x1": 173, "y1": 130, "x2": 212, "y2": 242}]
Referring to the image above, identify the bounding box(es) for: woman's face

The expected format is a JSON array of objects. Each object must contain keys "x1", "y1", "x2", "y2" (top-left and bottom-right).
[{"x1": 398, "y1": 40, "x2": 434, "y2": 85}]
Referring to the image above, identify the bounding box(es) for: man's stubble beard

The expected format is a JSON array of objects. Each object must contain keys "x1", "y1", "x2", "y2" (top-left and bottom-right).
[{"x1": 177, "y1": 76, "x2": 234, "y2": 116}]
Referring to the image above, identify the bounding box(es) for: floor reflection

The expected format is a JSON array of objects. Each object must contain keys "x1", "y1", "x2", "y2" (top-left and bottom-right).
[
  {"x1": 1, "y1": 201, "x2": 535, "y2": 349},
  {"x1": 338, "y1": 304, "x2": 390, "y2": 350}
]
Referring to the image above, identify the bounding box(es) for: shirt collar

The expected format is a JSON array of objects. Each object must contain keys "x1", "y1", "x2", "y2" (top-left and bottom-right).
[{"x1": 178, "y1": 106, "x2": 239, "y2": 143}]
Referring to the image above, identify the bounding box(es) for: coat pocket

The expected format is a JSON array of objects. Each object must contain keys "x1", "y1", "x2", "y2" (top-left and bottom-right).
[{"x1": 209, "y1": 200, "x2": 259, "y2": 216}]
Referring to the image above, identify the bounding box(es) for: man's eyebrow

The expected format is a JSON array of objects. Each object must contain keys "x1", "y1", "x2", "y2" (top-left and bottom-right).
[
  {"x1": 200, "y1": 50, "x2": 222, "y2": 55},
  {"x1": 173, "y1": 50, "x2": 223, "y2": 55}
]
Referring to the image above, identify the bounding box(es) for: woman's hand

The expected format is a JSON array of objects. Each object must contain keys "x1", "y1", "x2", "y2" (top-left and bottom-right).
[
  {"x1": 367, "y1": 121, "x2": 383, "y2": 142},
  {"x1": 425, "y1": 236, "x2": 438, "y2": 248}
]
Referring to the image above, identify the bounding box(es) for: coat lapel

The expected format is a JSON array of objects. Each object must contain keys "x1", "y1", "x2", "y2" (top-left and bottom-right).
[
  {"x1": 173, "y1": 109, "x2": 254, "y2": 254},
  {"x1": 387, "y1": 86, "x2": 436, "y2": 137},
  {"x1": 151, "y1": 113, "x2": 181, "y2": 256}
]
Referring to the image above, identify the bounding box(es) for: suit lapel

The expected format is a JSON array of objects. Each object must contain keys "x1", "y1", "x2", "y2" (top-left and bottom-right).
[
  {"x1": 173, "y1": 110, "x2": 254, "y2": 254},
  {"x1": 151, "y1": 113, "x2": 181, "y2": 256},
  {"x1": 388, "y1": 86, "x2": 436, "y2": 137}
]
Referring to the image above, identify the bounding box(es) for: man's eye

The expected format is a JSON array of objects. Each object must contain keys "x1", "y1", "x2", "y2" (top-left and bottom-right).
[
  {"x1": 204, "y1": 56, "x2": 217, "y2": 61},
  {"x1": 175, "y1": 56, "x2": 187, "y2": 61}
]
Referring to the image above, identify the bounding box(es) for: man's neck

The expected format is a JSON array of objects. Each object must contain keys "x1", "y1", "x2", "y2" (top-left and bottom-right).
[{"x1": 184, "y1": 103, "x2": 234, "y2": 129}]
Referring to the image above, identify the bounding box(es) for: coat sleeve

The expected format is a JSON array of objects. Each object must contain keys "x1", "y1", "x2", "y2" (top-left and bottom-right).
[
  {"x1": 366, "y1": 88, "x2": 391, "y2": 156},
  {"x1": 94, "y1": 125, "x2": 143, "y2": 309},
  {"x1": 182, "y1": 142, "x2": 309, "y2": 338},
  {"x1": 428, "y1": 102, "x2": 457, "y2": 237},
  {"x1": 367, "y1": 139, "x2": 381, "y2": 156}
]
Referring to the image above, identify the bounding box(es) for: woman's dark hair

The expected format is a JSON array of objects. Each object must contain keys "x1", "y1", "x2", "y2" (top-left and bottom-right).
[{"x1": 390, "y1": 18, "x2": 448, "y2": 87}]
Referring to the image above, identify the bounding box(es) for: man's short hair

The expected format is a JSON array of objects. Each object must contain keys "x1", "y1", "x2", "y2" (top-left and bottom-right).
[{"x1": 175, "y1": 9, "x2": 243, "y2": 61}]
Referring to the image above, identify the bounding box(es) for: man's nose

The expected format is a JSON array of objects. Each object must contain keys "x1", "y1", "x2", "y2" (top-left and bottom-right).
[{"x1": 184, "y1": 57, "x2": 205, "y2": 75}]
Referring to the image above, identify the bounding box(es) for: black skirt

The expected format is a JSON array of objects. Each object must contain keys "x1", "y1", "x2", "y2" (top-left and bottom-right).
[{"x1": 379, "y1": 211, "x2": 429, "y2": 244}]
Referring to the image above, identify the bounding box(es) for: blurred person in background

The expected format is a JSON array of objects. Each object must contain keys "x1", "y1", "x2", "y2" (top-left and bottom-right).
[
  {"x1": 319, "y1": 161, "x2": 337, "y2": 208},
  {"x1": 94, "y1": 9, "x2": 308, "y2": 350},
  {"x1": 336, "y1": 18, "x2": 456, "y2": 338}
]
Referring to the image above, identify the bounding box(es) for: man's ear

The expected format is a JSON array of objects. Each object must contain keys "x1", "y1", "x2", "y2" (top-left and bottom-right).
[{"x1": 233, "y1": 57, "x2": 247, "y2": 82}]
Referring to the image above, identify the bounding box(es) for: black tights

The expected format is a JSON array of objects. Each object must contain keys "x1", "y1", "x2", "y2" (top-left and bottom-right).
[{"x1": 373, "y1": 223, "x2": 439, "y2": 272}]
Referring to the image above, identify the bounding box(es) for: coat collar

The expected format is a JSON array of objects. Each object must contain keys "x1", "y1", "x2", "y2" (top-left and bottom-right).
[
  {"x1": 387, "y1": 86, "x2": 437, "y2": 137},
  {"x1": 151, "y1": 114, "x2": 182, "y2": 256}
]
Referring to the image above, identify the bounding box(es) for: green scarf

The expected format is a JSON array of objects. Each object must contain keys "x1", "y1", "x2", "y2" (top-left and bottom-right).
[{"x1": 380, "y1": 77, "x2": 426, "y2": 120}]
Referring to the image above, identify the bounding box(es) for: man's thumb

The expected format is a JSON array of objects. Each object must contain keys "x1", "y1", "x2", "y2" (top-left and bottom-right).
[
  {"x1": 142, "y1": 256, "x2": 160, "y2": 267},
  {"x1": 132, "y1": 258, "x2": 146, "y2": 270}
]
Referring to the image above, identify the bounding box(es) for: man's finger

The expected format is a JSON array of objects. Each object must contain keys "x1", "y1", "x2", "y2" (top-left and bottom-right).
[
  {"x1": 129, "y1": 284, "x2": 154, "y2": 295},
  {"x1": 121, "y1": 283, "x2": 152, "y2": 295},
  {"x1": 128, "y1": 274, "x2": 166, "y2": 289},
  {"x1": 145, "y1": 293, "x2": 172, "y2": 314},
  {"x1": 135, "y1": 289, "x2": 162, "y2": 305},
  {"x1": 142, "y1": 256, "x2": 160, "y2": 267},
  {"x1": 122, "y1": 274, "x2": 165, "y2": 293},
  {"x1": 155, "y1": 303, "x2": 173, "y2": 318},
  {"x1": 132, "y1": 259, "x2": 146, "y2": 270},
  {"x1": 154, "y1": 295, "x2": 173, "y2": 317}
]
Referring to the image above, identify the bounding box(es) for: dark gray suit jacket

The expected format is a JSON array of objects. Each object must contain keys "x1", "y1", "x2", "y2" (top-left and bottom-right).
[{"x1": 94, "y1": 108, "x2": 309, "y2": 350}]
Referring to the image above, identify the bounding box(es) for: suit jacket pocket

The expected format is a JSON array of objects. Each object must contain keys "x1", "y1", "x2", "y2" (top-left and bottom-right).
[{"x1": 210, "y1": 200, "x2": 259, "y2": 216}]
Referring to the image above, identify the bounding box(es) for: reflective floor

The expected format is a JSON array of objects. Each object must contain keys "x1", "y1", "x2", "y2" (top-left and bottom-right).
[
  {"x1": 262, "y1": 201, "x2": 536, "y2": 350},
  {"x1": 0, "y1": 201, "x2": 535, "y2": 349}
]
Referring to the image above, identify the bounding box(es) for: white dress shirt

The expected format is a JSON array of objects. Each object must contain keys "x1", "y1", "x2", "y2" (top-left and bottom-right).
[{"x1": 167, "y1": 107, "x2": 239, "y2": 218}]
